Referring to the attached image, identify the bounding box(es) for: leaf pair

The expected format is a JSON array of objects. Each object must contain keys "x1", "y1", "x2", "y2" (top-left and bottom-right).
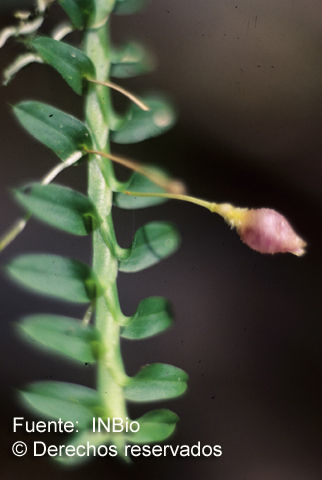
[
  {"x1": 14, "y1": 99, "x2": 175, "y2": 191},
  {"x1": 21, "y1": 366, "x2": 185, "y2": 436},
  {"x1": 7, "y1": 214, "x2": 179, "y2": 302},
  {"x1": 14, "y1": 175, "x2": 168, "y2": 239},
  {"x1": 18, "y1": 297, "x2": 172, "y2": 365},
  {"x1": 30, "y1": 37, "x2": 175, "y2": 143},
  {"x1": 14, "y1": 98, "x2": 174, "y2": 172},
  {"x1": 7, "y1": 217, "x2": 179, "y2": 304},
  {"x1": 20, "y1": 360, "x2": 187, "y2": 407},
  {"x1": 21, "y1": 379, "x2": 178, "y2": 452},
  {"x1": 32, "y1": 36, "x2": 152, "y2": 92}
]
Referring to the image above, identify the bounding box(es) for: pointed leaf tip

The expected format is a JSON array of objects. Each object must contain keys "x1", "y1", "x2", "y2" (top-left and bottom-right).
[
  {"x1": 32, "y1": 36, "x2": 94, "y2": 94},
  {"x1": 13, "y1": 101, "x2": 91, "y2": 161}
]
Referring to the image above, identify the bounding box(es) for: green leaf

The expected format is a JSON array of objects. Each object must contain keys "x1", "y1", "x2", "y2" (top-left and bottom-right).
[
  {"x1": 55, "y1": 430, "x2": 110, "y2": 466},
  {"x1": 32, "y1": 37, "x2": 94, "y2": 95},
  {"x1": 129, "y1": 409, "x2": 179, "y2": 443},
  {"x1": 13, "y1": 101, "x2": 91, "y2": 161},
  {"x1": 113, "y1": 0, "x2": 147, "y2": 15},
  {"x1": 14, "y1": 183, "x2": 99, "y2": 236},
  {"x1": 18, "y1": 314, "x2": 100, "y2": 364},
  {"x1": 113, "y1": 170, "x2": 167, "y2": 210},
  {"x1": 122, "y1": 297, "x2": 173, "y2": 340},
  {"x1": 111, "y1": 94, "x2": 177, "y2": 144},
  {"x1": 111, "y1": 42, "x2": 154, "y2": 78},
  {"x1": 19, "y1": 381, "x2": 99, "y2": 428},
  {"x1": 7, "y1": 254, "x2": 97, "y2": 303},
  {"x1": 124, "y1": 363, "x2": 188, "y2": 402},
  {"x1": 119, "y1": 221, "x2": 180, "y2": 273},
  {"x1": 58, "y1": 0, "x2": 93, "y2": 28}
]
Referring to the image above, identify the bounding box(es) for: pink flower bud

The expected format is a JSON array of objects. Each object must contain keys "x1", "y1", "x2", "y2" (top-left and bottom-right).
[{"x1": 237, "y1": 208, "x2": 306, "y2": 256}]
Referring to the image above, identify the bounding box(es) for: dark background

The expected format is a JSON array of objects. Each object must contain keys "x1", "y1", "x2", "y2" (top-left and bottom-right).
[{"x1": 0, "y1": 1, "x2": 321, "y2": 479}]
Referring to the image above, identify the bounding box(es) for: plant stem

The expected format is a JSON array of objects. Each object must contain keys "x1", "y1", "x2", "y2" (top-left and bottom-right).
[
  {"x1": 87, "y1": 78, "x2": 149, "y2": 111},
  {"x1": 124, "y1": 191, "x2": 248, "y2": 227},
  {"x1": 84, "y1": 148, "x2": 185, "y2": 193},
  {"x1": 84, "y1": 5, "x2": 128, "y2": 443},
  {"x1": 0, "y1": 214, "x2": 29, "y2": 252}
]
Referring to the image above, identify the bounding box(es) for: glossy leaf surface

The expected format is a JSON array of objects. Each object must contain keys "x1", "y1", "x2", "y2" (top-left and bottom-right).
[
  {"x1": 13, "y1": 101, "x2": 91, "y2": 161},
  {"x1": 32, "y1": 37, "x2": 94, "y2": 94}
]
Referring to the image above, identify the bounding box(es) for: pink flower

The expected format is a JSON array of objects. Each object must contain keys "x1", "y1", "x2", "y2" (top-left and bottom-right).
[{"x1": 237, "y1": 208, "x2": 306, "y2": 256}]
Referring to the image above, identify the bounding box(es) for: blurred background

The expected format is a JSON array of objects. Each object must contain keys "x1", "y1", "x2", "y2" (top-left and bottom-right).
[{"x1": 0, "y1": 0, "x2": 321, "y2": 479}]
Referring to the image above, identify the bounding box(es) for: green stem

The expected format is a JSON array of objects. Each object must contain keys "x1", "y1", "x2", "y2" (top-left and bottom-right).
[
  {"x1": 124, "y1": 190, "x2": 248, "y2": 227},
  {"x1": 124, "y1": 191, "x2": 218, "y2": 211},
  {"x1": 84, "y1": 3, "x2": 128, "y2": 441}
]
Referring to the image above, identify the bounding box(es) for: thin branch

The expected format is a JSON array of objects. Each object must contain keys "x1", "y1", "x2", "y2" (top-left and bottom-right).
[
  {"x1": 122, "y1": 190, "x2": 248, "y2": 226},
  {"x1": 87, "y1": 78, "x2": 150, "y2": 112},
  {"x1": 3, "y1": 53, "x2": 43, "y2": 86},
  {"x1": 0, "y1": 215, "x2": 30, "y2": 252},
  {"x1": 41, "y1": 151, "x2": 83, "y2": 185},
  {"x1": 0, "y1": 151, "x2": 83, "y2": 253},
  {"x1": 52, "y1": 22, "x2": 73, "y2": 41},
  {"x1": 85, "y1": 148, "x2": 185, "y2": 194},
  {"x1": 0, "y1": 0, "x2": 54, "y2": 49}
]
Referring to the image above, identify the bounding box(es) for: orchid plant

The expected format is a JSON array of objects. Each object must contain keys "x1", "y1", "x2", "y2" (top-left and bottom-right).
[{"x1": 0, "y1": 0, "x2": 305, "y2": 465}]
